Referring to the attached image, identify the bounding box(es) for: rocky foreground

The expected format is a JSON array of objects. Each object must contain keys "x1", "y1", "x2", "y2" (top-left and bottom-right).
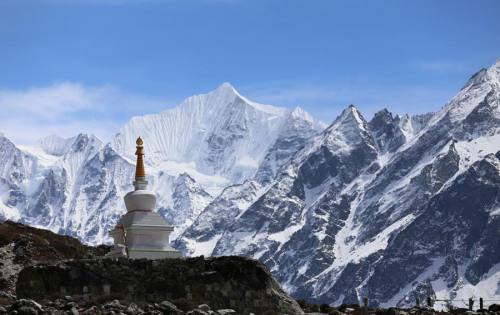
[
  {"x1": 1, "y1": 295, "x2": 500, "y2": 315},
  {"x1": 1, "y1": 221, "x2": 499, "y2": 315}
]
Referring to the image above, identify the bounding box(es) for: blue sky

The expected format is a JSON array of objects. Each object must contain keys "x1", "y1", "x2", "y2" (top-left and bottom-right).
[{"x1": 1, "y1": 0, "x2": 499, "y2": 144}]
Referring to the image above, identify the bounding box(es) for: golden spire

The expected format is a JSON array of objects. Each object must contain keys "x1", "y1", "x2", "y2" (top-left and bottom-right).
[{"x1": 135, "y1": 137, "x2": 146, "y2": 181}]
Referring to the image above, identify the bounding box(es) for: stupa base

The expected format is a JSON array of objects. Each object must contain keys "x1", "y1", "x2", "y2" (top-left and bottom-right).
[{"x1": 106, "y1": 246, "x2": 182, "y2": 259}]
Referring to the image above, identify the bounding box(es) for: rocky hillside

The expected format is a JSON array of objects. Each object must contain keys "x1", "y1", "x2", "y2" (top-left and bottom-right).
[
  {"x1": 0, "y1": 221, "x2": 109, "y2": 294},
  {"x1": 1, "y1": 217, "x2": 500, "y2": 315},
  {"x1": 0, "y1": 221, "x2": 304, "y2": 315},
  {"x1": 16, "y1": 256, "x2": 303, "y2": 315}
]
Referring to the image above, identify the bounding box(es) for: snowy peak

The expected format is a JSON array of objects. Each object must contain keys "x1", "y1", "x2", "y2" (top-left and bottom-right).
[
  {"x1": 322, "y1": 105, "x2": 374, "y2": 150},
  {"x1": 212, "y1": 82, "x2": 240, "y2": 98},
  {"x1": 0, "y1": 134, "x2": 37, "y2": 183},
  {"x1": 340, "y1": 104, "x2": 368, "y2": 126},
  {"x1": 436, "y1": 59, "x2": 500, "y2": 124},
  {"x1": 113, "y1": 83, "x2": 319, "y2": 188},
  {"x1": 488, "y1": 58, "x2": 500, "y2": 88},
  {"x1": 462, "y1": 59, "x2": 500, "y2": 90},
  {"x1": 369, "y1": 109, "x2": 406, "y2": 153},
  {"x1": 463, "y1": 68, "x2": 488, "y2": 90},
  {"x1": 37, "y1": 133, "x2": 103, "y2": 158},
  {"x1": 0, "y1": 132, "x2": 16, "y2": 150},
  {"x1": 66, "y1": 133, "x2": 102, "y2": 155},
  {"x1": 290, "y1": 106, "x2": 327, "y2": 131},
  {"x1": 55, "y1": 133, "x2": 104, "y2": 183},
  {"x1": 37, "y1": 135, "x2": 75, "y2": 156},
  {"x1": 197, "y1": 82, "x2": 242, "y2": 109},
  {"x1": 174, "y1": 82, "x2": 286, "y2": 117}
]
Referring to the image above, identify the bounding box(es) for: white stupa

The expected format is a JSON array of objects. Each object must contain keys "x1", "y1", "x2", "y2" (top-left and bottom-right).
[{"x1": 107, "y1": 137, "x2": 181, "y2": 259}]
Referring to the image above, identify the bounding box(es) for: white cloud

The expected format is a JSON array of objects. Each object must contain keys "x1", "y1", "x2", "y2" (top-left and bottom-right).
[
  {"x1": 0, "y1": 82, "x2": 168, "y2": 145},
  {"x1": 0, "y1": 82, "x2": 101, "y2": 119}
]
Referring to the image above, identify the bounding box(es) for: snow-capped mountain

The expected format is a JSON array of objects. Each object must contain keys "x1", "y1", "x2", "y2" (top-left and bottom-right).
[
  {"x1": 176, "y1": 60, "x2": 500, "y2": 308},
  {"x1": 1, "y1": 60, "x2": 499, "y2": 309},
  {"x1": 0, "y1": 83, "x2": 324, "y2": 246},
  {"x1": 113, "y1": 82, "x2": 325, "y2": 194}
]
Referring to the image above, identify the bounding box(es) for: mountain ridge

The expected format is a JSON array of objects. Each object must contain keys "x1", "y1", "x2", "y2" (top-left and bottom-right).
[
  {"x1": 177, "y1": 61, "x2": 500, "y2": 308},
  {"x1": 1, "y1": 60, "x2": 500, "y2": 308}
]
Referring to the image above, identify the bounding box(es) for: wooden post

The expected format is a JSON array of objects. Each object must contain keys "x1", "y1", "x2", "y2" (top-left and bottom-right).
[
  {"x1": 469, "y1": 298, "x2": 474, "y2": 311},
  {"x1": 416, "y1": 298, "x2": 420, "y2": 307},
  {"x1": 363, "y1": 297, "x2": 369, "y2": 308},
  {"x1": 479, "y1": 298, "x2": 483, "y2": 311},
  {"x1": 427, "y1": 297, "x2": 433, "y2": 308}
]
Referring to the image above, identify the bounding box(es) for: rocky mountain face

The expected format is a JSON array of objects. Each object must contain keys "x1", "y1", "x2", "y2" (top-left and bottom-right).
[
  {"x1": 1, "y1": 61, "x2": 499, "y2": 309},
  {"x1": 177, "y1": 60, "x2": 500, "y2": 308}
]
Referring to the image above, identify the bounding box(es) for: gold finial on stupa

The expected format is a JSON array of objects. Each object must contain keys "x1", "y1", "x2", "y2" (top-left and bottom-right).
[
  {"x1": 136, "y1": 137, "x2": 143, "y2": 146},
  {"x1": 135, "y1": 137, "x2": 146, "y2": 180}
]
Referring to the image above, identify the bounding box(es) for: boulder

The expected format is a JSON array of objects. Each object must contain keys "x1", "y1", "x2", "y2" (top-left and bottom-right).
[
  {"x1": 159, "y1": 300, "x2": 183, "y2": 314},
  {"x1": 488, "y1": 304, "x2": 500, "y2": 312},
  {"x1": 197, "y1": 304, "x2": 210, "y2": 312}
]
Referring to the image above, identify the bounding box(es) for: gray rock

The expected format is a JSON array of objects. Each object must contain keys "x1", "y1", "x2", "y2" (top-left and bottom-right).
[
  {"x1": 0, "y1": 291, "x2": 17, "y2": 302},
  {"x1": 65, "y1": 302, "x2": 78, "y2": 310},
  {"x1": 489, "y1": 304, "x2": 500, "y2": 312},
  {"x1": 215, "y1": 310, "x2": 236, "y2": 315},
  {"x1": 104, "y1": 300, "x2": 123, "y2": 310},
  {"x1": 197, "y1": 305, "x2": 210, "y2": 312},
  {"x1": 159, "y1": 301, "x2": 182, "y2": 314},
  {"x1": 81, "y1": 306, "x2": 99, "y2": 315},
  {"x1": 125, "y1": 303, "x2": 143, "y2": 315},
  {"x1": 10, "y1": 300, "x2": 43, "y2": 313},
  {"x1": 16, "y1": 306, "x2": 37, "y2": 315}
]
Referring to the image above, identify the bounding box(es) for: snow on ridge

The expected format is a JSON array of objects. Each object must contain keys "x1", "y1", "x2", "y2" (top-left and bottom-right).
[
  {"x1": 112, "y1": 82, "x2": 320, "y2": 192},
  {"x1": 216, "y1": 82, "x2": 288, "y2": 117},
  {"x1": 18, "y1": 145, "x2": 59, "y2": 167},
  {"x1": 37, "y1": 134, "x2": 76, "y2": 156},
  {"x1": 430, "y1": 59, "x2": 499, "y2": 126},
  {"x1": 291, "y1": 106, "x2": 328, "y2": 131}
]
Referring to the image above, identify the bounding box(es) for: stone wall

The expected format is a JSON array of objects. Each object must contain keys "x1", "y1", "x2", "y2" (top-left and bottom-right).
[{"x1": 16, "y1": 256, "x2": 304, "y2": 315}]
